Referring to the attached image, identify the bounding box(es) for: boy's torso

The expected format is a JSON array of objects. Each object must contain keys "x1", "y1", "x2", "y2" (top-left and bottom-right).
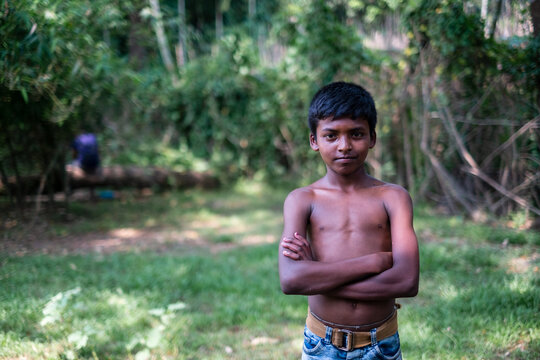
[{"x1": 305, "y1": 180, "x2": 395, "y2": 327}]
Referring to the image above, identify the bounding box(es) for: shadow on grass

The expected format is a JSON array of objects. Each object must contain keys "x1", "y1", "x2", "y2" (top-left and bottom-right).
[{"x1": 0, "y1": 243, "x2": 307, "y2": 359}]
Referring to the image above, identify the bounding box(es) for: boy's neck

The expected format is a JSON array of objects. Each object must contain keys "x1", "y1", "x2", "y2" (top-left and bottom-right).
[{"x1": 323, "y1": 167, "x2": 377, "y2": 191}]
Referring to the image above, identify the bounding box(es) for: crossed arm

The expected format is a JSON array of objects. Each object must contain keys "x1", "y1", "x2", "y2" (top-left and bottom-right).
[{"x1": 278, "y1": 187, "x2": 419, "y2": 301}]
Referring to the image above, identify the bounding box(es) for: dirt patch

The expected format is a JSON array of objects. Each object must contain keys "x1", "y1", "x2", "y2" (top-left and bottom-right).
[
  {"x1": 506, "y1": 253, "x2": 540, "y2": 274},
  {"x1": 0, "y1": 225, "x2": 258, "y2": 256}
]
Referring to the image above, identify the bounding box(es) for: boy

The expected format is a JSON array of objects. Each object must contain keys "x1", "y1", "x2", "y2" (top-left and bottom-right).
[{"x1": 278, "y1": 82, "x2": 419, "y2": 360}]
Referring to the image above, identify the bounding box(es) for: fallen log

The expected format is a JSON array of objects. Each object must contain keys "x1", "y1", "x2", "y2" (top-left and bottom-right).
[{"x1": 0, "y1": 165, "x2": 220, "y2": 196}]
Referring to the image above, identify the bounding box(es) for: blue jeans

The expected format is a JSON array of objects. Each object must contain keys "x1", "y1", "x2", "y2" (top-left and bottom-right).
[{"x1": 302, "y1": 325, "x2": 402, "y2": 360}]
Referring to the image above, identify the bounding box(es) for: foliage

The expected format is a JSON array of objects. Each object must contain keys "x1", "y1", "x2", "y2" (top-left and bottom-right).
[
  {"x1": 275, "y1": 0, "x2": 370, "y2": 84},
  {"x1": 1, "y1": 0, "x2": 538, "y2": 219},
  {"x1": 0, "y1": 0, "x2": 132, "y2": 205},
  {"x1": 405, "y1": 0, "x2": 497, "y2": 87}
]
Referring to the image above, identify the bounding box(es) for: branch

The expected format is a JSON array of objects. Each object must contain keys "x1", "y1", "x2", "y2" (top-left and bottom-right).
[
  {"x1": 466, "y1": 166, "x2": 540, "y2": 216},
  {"x1": 492, "y1": 172, "x2": 540, "y2": 212},
  {"x1": 435, "y1": 96, "x2": 540, "y2": 216},
  {"x1": 481, "y1": 116, "x2": 540, "y2": 168}
]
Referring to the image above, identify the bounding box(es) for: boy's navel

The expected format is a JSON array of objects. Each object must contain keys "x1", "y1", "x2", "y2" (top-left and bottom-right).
[{"x1": 377, "y1": 224, "x2": 383, "y2": 229}]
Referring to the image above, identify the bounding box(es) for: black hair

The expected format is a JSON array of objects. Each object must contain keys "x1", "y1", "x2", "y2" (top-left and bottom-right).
[{"x1": 308, "y1": 81, "x2": 377, "y2": 135}]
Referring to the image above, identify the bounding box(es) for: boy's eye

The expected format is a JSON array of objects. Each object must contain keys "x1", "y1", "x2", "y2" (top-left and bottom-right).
[
  {"x1": 323, "y1": 134, "x2": 336, "y2": 140},
  {"x1": 352, "y1": 132, "x2": 363, "y2": 138}
]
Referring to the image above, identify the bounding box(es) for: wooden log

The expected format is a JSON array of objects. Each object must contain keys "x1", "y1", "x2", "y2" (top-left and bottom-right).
[{"x1": 0, "y1": 165, "x2": 220, "y2": 196}]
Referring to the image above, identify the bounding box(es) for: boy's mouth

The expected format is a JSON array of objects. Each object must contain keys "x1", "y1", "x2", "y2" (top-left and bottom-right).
[{"x1": 335, "y1": 156, "x2": 357, "y2": 162}]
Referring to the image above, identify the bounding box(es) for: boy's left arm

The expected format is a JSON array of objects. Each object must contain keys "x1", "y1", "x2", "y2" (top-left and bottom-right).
[{"x1": 328, "y1": 186, "x2": 419, "y2": 300}]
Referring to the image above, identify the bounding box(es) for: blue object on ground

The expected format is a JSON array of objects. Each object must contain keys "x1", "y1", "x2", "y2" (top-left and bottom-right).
[{"x1": 98, "y1": 190, "x2": 115, "y2": 199}]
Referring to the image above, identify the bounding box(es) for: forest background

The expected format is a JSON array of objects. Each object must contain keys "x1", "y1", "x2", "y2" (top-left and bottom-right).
[{"x1": 1, "y1": 0, "x2": 540, "y2": 224}]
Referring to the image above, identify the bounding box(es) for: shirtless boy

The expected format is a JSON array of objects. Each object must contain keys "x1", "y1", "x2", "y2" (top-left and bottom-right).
[{"x1": 278, "y1": 82, "x2": 419, "y2": 360}]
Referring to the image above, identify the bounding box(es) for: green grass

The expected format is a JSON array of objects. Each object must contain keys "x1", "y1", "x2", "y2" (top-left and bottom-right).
[{"x1": 1, "y1": 183, "x2": 539, "y2": 359}]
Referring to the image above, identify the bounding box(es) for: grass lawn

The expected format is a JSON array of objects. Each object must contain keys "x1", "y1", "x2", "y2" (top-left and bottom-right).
[{"x1": 0, "y1": 182, "x2": 539, "y2": 359}]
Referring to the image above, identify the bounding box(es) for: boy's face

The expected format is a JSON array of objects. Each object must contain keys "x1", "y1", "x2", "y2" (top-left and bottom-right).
[{"x1": 310, "y1": 117, "x2": 376, "y2": 176}]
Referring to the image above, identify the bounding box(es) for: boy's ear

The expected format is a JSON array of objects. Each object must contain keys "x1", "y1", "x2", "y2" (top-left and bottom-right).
[
  {"x1": 369, "y1": 131, "x2": 377, "y2": 149},
  {"x1": 309, "y1": 133, "x2": 319, "y2": 151}
]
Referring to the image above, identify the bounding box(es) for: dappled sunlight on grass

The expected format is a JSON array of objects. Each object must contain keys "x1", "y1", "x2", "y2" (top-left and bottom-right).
[
  {"x1": 186, "y1": 208, "x2": 282, "y2": 245},
  {"x1": 2, "y1": 185, "x2": 288, "y2": 255},
  {"x1": 109, "y1": 228, "x2": 144, "y2": 239},
  {"x1": 403, "y1": 235, "x2": 540, "y2": 359}
]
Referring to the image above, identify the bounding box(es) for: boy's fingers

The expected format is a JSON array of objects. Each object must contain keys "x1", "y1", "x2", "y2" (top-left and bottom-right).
[
  {"x1": 283, "y1": 250, "x2": 299, "y2": 260},
  {"x1": 283, "y1": 237, "x2": 306, "y2": 249},
  {"x1": 282, "y1": 243, "x2": 300, "y2": 252},
  {"x1": 294, "y1": 232, "x2": 310, "y2": 245},
  {"x1": 282, "y1": 235, "x2": 311, "y2": 257}
]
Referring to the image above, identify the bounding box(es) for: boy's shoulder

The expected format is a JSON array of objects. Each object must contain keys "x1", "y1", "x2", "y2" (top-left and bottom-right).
[
  {"x1": 370, "y1": 181, "x2": 409, "y2": 194},
  {"x1": 372, "y1": 182, "x2": 414, "y2": 213},
  {"x1": 283, "y1": 181, "x2": 325, "y2": 211},
  {"x1": 285, "y1": 184, "x2": 316, "y2": 202},
  {"x1": 367, "y1": 181, "x2": 412, "y2": 202},
  {"x1": 285, "y1": 177, "x2": 330, "y2": 198}
]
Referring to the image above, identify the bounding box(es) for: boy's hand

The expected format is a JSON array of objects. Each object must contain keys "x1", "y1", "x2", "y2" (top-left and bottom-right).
[{"x1": 281, "y1": 232, "x2": 313, "y2": 261}]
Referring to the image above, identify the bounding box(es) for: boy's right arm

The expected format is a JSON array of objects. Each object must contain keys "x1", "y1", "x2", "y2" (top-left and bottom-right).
[{"x1": 278, "y1": 189, "x2": 391, "y2": 295}]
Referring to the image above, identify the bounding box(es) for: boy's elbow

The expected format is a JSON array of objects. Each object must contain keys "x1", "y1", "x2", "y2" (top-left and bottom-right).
[
  {"x1": 279, "y1": 274, "x2": 292, "y2": 294},
  {"x1": 280, "y1": 275, "x2": 302, "y2": 295},
  {"x1": 279, "y1": 261, "x2": 310, "y2": 295},
  {"x1": 405, "y1": 282, "x2": 419, "y2": 297},
  {"x1": 401, "y1": 276, "x2": 419, "y2": 297},
  {"x1": 280, "y1": 283, "x2": 295, "y2": 295}
]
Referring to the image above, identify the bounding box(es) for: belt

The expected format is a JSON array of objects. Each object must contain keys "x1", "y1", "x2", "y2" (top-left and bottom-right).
[{"x1": 306, "y1": 309, "x2": 398, "y2": 351}]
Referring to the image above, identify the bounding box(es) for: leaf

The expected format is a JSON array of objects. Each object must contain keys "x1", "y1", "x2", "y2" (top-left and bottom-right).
[
  {"x1": 167, "y1": 302, "x2": 186, "y2": 311},
  {"x1": 146, "y1": 325, "x2": 164, "y2": 348},
  {"x1": 40, "y1": 287, "x2": 81, "y2": 326},
  {"x1": 67, "y1": 331, "x2": 88, "y2": 349},
  {"x1": 148, "y1": 308, "x2": 165, "y2": 316},
  {"x1": 20, "y1": 88, "x2": 28, "y2": 103},
  {"x1": 135, "y1": 349, "x2": 151, "y2": 360}
]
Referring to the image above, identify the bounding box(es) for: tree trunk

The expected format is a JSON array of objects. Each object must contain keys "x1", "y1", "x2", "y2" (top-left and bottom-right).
[
  {"x1": 128, "y1": 9, "x2": 148, "y2": 69},
  {"x1": 148, "y1": 0, "x2": 178, "y2": 85},
  {"x1": 530, "y1": 0, "x2": 540, "y2": 109},
  {"x1": 176, "y1": 0, "x2": 187, "y2": 67},
  {"x1": 0, "y1": 160, "x2": 13, "y2": 205},
  {"x1": 488, "y1": 0, "x2": 504, "y2": 39},
  {"x1": 215, "y1": 0, "x2": 223, "y2": 41},
  {"x1": 481, "y1": 0, "x2": 489, "y2": 20},
  {"x1": 417, "y1": 43, "x2": 477, "y2": 216},
  {"x1": 2, "y1": 123, "x2": 24, "y2": 210}
]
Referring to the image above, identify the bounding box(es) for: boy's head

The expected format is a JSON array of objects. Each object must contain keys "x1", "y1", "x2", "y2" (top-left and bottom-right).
[{"x1": 308, "y1": 82, "x2": 377, "y2": 136}]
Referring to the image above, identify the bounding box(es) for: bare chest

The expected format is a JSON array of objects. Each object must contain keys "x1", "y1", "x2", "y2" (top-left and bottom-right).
[{"x1": 308, "y1": 193, "x2": 391, "y2": 260}]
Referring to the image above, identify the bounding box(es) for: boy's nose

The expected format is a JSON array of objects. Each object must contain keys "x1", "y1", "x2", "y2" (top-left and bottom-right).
[{"x1": 338, "y1": 137, "x2": 352, "y2": 152}]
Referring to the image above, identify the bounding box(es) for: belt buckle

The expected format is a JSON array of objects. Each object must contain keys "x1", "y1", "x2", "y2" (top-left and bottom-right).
[{"x1": 336, "y1": 329, "x2": 354, "y2": 351}]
